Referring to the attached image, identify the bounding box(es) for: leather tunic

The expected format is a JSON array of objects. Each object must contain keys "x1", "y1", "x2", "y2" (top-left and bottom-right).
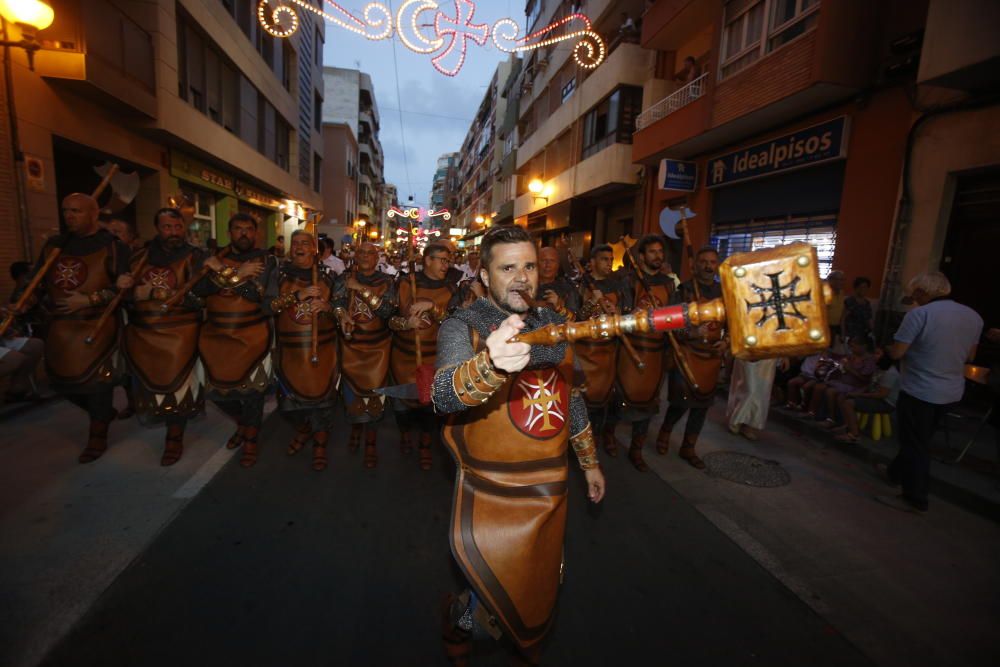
[
  {"x1": 574, "y1": 280, "x2": 623, "y2": 407},
  {"x1": 198, "y1": 251, "x2": 272, "y2": 391},
  {"x1": 43, "y1": 240, "x2": 119, "y2": 386},
  {"x1": 123, "y1": 247, "x2": 201, "y2": 394},
  {"x1": 274, "y1": 273, "x2": 338, "y2": 403},
  {"x1": 390, "y1": 273, "x2": 455, "y2": 384},
  {"x1": 340, "y1": 271, "x2": 395, "y2": 397},
  {"x1": 617, "y1": 274, "x2": 674, "y2": 407},
  {"x1": 669, "y1": 279, "x2": 725, "y2": 404},
  {"x1": 442, "y1": 331, "x2": 576, "y2": 653}
]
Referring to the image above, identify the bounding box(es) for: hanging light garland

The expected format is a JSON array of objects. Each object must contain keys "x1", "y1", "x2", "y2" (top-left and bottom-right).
[{"x1": 257, "y1": 1, "x2": 607, "y2": 76}]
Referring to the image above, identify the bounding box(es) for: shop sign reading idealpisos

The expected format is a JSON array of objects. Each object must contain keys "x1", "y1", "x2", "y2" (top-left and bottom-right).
[{"x1": 706, "y1": 116, "x2": 849, "y2": 189}]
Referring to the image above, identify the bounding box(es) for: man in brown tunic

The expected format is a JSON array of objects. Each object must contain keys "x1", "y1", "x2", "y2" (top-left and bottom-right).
[
  {"x1": 657, "y1": 246, "x2": 727, "y2": 468},
  {"x1": 617, "y1": 235, "x2": 674, "y2": 471},
  {"x1": 10, "y1": 193, "x2": 131, "y2": 462},
  {"x1": 433, "y1": 225, "x2": 605, "y2": 666},
  {"x1": 265, "y1": 230, "x2": 342, "y2": 472},
  {"x1": 574, "y1": 244, "x2": 632, "y2": 457},
  {"x1": 198, "y1": 213, "x2": 275, "y2": 467},
  {"x1": 123, "y1": 208, "x2": 208, "y2": 466},
  {"x1": 389, "y1": 242, "x2": 459, "y2": 470},
  {"x1": 335, "y1": 242, "x2": 398, "y2": 468}
]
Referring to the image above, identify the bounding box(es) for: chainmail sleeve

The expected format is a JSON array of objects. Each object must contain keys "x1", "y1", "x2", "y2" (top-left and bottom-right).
[
  {"x1": 569, "y1": 354, "x2": 590, "y2": 437},
  {"x1": 432, "y1": 317, "x2": 476, "y2": 415}
]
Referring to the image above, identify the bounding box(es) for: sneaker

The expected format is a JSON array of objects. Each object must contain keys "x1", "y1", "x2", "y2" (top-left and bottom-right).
[{"x1": 875, "y1": 494, "x2": 927, "y2": 514}]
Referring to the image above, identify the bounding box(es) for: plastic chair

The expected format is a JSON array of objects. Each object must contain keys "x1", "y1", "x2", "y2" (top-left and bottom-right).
[{"x1": 858, "y1": 412, "x2": 893, "y2": 441}]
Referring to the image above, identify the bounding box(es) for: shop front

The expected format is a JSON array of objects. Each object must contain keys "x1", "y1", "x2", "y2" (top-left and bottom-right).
[{"x1": 169, "y1": 150, "x2": 285, "y2": 249}]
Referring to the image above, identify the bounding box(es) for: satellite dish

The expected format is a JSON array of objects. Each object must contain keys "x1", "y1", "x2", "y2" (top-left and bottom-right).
[{"x1": 659, "y1": 207, "x2": 696, "y2": 239}]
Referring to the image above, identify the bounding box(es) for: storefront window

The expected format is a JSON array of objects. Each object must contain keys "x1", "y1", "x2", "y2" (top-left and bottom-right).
[
  {"x1": 185, "y1": 189, "x2": 216, "y2": 249},
  {"x1": 710, "y1": 213, "x2": 837, "y2": 277}
]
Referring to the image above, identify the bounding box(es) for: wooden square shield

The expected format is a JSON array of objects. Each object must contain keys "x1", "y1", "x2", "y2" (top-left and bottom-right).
[{"x1": 719, "y1": 242, "x2": 832, "y2": 361}]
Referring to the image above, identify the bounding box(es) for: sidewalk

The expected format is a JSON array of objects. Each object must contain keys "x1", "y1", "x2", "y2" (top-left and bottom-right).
[{"x1": 625, "y1": 399, "x2": 1000, "y2": 667}]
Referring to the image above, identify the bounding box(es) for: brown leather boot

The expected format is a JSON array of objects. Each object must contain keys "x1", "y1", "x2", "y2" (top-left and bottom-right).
[
  {"x1": 418, "y1": 432, "x2": 432, "y2": 471},
  {"x1": 161, "y1": 424, "x2": 184, "y2": 467},
  {"x1": 240, "y1": 427, "x2": 259, "y2": 468},
  {"x1": 440, "y1": 594, "x2": 472, "y2": 667},
  {"x1": 312, "y1": 431, "x2": 329, "y2": 471},
  {"x1": 79, "y1": 418, "x2": 111, "y2": 464},
  {"x1": 602, "y1": 424, "x2": 619, "y2": 457},
  {"x1": 655, "y1": 425, "x2": 671, "y2": 455},
  {"x1": 348, "y1": 423, "x2": 362, "y2": 453},
  {"x1": 363, "y1": 428, "x2": 377, "y2": 469},
  {"x1": 288, "y1": 424, "x2": 311, "y2": 456},
  {"x1": 678, "y1": 435, "x2": 705, "y2": 470},
  {"x1": 226, "y1": 424, "x2": 245, "y2": 450},
  {"x1": 629, "y1": 434, "x2": 649, "y2": 472},
  {"x1": 400, "y1": 429, "x2": 413, "y2": 454}
]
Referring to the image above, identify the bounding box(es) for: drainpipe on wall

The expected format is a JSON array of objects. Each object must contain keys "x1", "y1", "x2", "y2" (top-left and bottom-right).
[{"x1": 2, "y1": 23, "x2": 33, "y2": 261}]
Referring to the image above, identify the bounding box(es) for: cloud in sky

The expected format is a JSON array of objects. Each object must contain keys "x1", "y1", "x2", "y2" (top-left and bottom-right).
[{"x1": 323, "y1": 1, "x2": 524, "y2": 209}]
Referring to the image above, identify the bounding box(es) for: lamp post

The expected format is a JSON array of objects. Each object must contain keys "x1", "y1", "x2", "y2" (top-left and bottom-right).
[{"x1": 1, "y1": 0, "x2": 55, "y2": 263}]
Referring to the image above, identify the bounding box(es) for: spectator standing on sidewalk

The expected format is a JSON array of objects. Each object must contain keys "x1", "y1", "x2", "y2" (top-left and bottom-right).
[
  {"x1": 879, "y1": 272, "x2": 982, "y2": 513},
  {"x1": 842, "y1": 276, "x2": 874, "y2": 341},
  {"x1": 825, "y1": 270, "x2": 846, "y2": 349}
]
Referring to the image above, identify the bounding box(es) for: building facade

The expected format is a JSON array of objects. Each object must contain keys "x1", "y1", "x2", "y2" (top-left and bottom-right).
[
  {"x1": 321, "y1": 66, "x2": 387, "y2": 243},
  {"x1": 430, "y1": 152, "x2": 459, "y2": 213},
  {"x1": 0, "y1": 0, "x2": 326, "y2": 295},
  {"x1": 513, "y1": 0, "x2": 652, "y2": 259},
  {"x1": 320, "y1": 122, "x2": 358, "y2": 246}
]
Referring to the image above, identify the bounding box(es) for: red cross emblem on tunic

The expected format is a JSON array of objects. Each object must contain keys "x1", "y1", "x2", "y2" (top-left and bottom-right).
[
  {"x1": 350, "y1": 291, "x2": 374, "y2": 323},
  {"x1": 432, "y1": 0, "x2": 489, "y2": 76},
  {"x1": 52, "y1": 257, "x2": 87, "y2": 290},
  {"x1": 291, "y1": 299, "x2": 315, "y2": 325},
  {"x1": 142, "y1": 267, "x2": 177, "y2": 291},
  {"x1": 508, "y1": 369, "x2": 568, "y2": 439}
]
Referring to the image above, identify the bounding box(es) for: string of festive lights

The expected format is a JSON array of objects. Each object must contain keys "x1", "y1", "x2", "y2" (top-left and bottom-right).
[{"x1": 257, "y1": 1, "x2": 607, "y2": 75}]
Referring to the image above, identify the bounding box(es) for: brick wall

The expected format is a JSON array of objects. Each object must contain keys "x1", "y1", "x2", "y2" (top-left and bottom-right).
[
  {"x1": 712, "y1": 31, "x2": 817, "y2": 128},
  {"x1": 0, "y1": 65, "x2": 25, "y2": 299}
]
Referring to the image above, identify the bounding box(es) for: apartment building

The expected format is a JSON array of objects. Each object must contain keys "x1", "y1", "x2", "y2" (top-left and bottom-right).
[
  {"x1": 320, "y1": 122, "x2": 358, "y2": 245},
  {"x1": 321, "y1": 66, "x2": 387, "y2": 240},
  {"x1": 0, "y1": 0, "x2": 326, "y2": 295},
  {"x1": 430, "y1": 152, "x2": 459, "y2": 213},
  {"x1": 452, "y1": 56, "x2": 518, "y2": 238},
  {"x1": 513, "y1": 0, "x2": 652, "y2": 257},
  {"x1": 632, "y1": 0, "x2": 930, "y2": 292}
]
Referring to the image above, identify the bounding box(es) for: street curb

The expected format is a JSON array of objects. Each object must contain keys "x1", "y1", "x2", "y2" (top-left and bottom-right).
[{"x1": 768, "y1": 408, "x2": 1000, "y2": 523}]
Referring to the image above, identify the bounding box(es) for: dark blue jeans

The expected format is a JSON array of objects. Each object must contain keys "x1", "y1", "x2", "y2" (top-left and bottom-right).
[{"x1": 889, "y1": 391, "x2": 950, "y2": 510}]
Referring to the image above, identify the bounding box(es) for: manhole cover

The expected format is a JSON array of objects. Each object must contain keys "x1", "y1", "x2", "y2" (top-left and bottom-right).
[{"x1": 702, "y1": 451, "x2": 790, "y2": 487}]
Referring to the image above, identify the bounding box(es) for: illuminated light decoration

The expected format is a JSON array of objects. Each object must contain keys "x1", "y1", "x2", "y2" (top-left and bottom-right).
[
  {"x1": 493, "y1": 13, "x2": 606, "y2": 70},
  {"x1": 258, "y1": 1, "x2": 605, "y2": 76},
  {"x1": 427, "y1": 208, "x2": 452, "y2": 221},
  {"x1": 258, "y1": 0, "x2": 392, "y2": 41}
]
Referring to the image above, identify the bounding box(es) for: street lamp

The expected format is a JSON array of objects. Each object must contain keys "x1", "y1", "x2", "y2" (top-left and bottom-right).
[
  {"x1": 0, "y1": 0, "x2": 55, "y2": 70},
  {"x1": 528, "y1": 178, "x2": 549, "y2": 204},
  {"x1": 474, "y1": 214, "x2": 485, "y2": 225}
]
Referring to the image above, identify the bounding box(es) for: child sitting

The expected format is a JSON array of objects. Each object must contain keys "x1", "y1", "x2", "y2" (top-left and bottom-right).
[{"x1": 833, "y1": 348, "x2": 900, "y2": 443}]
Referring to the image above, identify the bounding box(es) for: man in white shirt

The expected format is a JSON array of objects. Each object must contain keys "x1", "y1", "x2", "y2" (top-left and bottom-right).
[{"x1": 320, "y1": 238, "x2": 346, "y2": 275}]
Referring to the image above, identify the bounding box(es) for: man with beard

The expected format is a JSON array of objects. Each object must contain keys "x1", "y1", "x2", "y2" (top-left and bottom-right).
[
  {"x1": 537, "y1": 246, "x2": 580, "y2": 319},
  {"x1": 266, "y1": 229, "x2": 342, "y2": 472},
  {"x1": 617, "y1": 235, "x2": 674, "y2": 472},
  {"x1": 389, "y1": 242, "x2": 460, "y2": 470},
  {"x1": 335, "y1": 242, "x2": 399, "y2": 468},
  {"x1": 575, "y1": 244, "x2": 632, "y2": 457},
  {"x1": 434, "y1": 225, "x2": 605, "y2": 667},
  {"x1": 197, "y1": 213, "x2": 274, "y2": 467},
  {"x1": 9, "y1": 193, "x2": 131, "y2": 462},
  {"x1": 656, "y1": 245, "x2": 726, "y2": 469},
  {"x1": 123, "y1": 208, "x2": 208, "y2": 466}
]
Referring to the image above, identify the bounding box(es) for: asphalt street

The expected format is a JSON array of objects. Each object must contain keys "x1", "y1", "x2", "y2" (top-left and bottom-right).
[{"x1": 39, "y1": 413, "x2": 872, "y2": 667}]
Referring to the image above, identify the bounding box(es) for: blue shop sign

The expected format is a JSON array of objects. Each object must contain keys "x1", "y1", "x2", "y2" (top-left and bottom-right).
[
  {"x1": 659, "y1": 159, "x2": 698, "y2": 192},
  {"x1": 706, "y1": 116, "x2": 849, "y2": 189}
]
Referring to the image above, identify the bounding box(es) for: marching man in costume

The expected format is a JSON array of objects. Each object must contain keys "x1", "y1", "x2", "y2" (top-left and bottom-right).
[
  {"x1": 536, "y1": 246, "x2": 580, "y2": 319},
  {"x1": 434, "y1": 225, "x2": 605, "y2": 667},
  {"x1": 389, "y1": 242, "x2": 460, "y2": 470},
  {"x1": 335, "y1": 242, "x2": 399, "y2": 468},
  {"x1": 266, "y1": 229, "x2": 342, "y2": 472},
  {"x1": 197, "y1": 213, "x2": 275, "y2": 468},
  {"x1": 123, "y1": 208, "x2": 208, "y2": 466},
  {"x1": 656, "y1": 245, "x2": 727, "y2": 468},
  {"x1": 617, "y1": 235, "x2": 674, "y2": 472},
  {"x1": 8, "y1": 193, "x2": 131, "y2": 463},
  {"x1": 573, "y1": 244, "x2": 632, "y2": 457}
]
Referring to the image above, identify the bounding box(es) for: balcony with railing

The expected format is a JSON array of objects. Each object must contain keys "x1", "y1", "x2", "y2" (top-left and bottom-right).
[{"x1": 636, "y1": 72, "x2": 707, "y2": 131}]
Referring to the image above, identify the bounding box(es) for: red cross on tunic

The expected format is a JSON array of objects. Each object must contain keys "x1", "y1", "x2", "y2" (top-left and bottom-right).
[{"x1": 432, "y1": 0, "x2": 488, "y2": 77}]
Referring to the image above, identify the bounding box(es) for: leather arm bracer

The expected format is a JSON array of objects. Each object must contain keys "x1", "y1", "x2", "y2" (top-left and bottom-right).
[
  {"x1": 452, "y1": 350, "x2": 508, "y2": 407},
  {"x1": 570, "y1": 423, "x2": 599, "y2": 471}
]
